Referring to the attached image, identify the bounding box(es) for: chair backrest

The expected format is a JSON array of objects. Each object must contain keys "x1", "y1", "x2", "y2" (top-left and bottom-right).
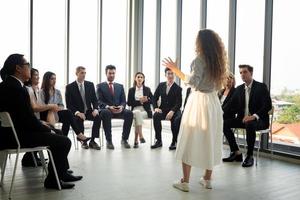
[{"x1": 0, "y1": 112, "x2": 21, "y2": 149}]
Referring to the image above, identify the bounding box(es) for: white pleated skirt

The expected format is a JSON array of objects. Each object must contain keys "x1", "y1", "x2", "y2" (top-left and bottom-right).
[{"x1": 175, "y1": 90, "x2": 223, "y2": 170}]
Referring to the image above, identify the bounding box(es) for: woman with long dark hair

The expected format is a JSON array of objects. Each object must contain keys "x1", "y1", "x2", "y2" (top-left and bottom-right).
[
  {"x1": 163, "y1": 29, "x2": 227, "y2": 191},
  {"x1": 40, "y1": 71, "x2": 90, "y2": 144},
  {"x1": 127, "y1": 72, "x2": 153, "y2": 148}
]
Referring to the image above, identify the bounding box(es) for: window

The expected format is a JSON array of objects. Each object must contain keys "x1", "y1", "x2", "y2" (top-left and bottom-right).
[
  {"x1": 69, "y1": 0, "x2": 98, "y2": 85},
  {"x1": 102, "y1": 0, "x2": 128, "y2": 86},
  {"x1": 235, "y1": 0, "x2": 265, "y2": 85},
  {"x1": 32, "y1": 0, "x2": 66, "y2": 93},
  {"x1": 271, "y1": 0, "x2": 300, "y2": 150},
  {"x1": 142, "y1": 0, "x2": 157, "y2": 92},
  {"x1": 0, "y1": 0, "x2": 30, "y2": 72},
  {"x1": 160, "y1": 0, "x2": 177, "y2": 82}
]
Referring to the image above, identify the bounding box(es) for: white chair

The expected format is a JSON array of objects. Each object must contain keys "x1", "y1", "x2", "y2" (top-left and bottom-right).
[
  {"x1": 233, "y1": 106, "x2": 274, "y2": 166},
  {"x1": 54, "y1": 122, "x2": 78, "y2": 150},
  {"x1": 0, "y1": 112, "x2": 61, "y2": 199}
]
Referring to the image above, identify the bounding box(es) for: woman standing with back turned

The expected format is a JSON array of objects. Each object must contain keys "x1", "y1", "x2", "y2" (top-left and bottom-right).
[{"x1": 163, "y1": 29, "x2": 227, "y2": 191}]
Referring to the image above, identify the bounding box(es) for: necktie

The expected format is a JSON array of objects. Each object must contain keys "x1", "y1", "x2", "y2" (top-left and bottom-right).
[
  {"x1": 166, "y1": 84, "x2": 171, "y2": 95},
  {"x1": 244, "y1": 86, "x2": 250, "y2": 116},
  {"x1": 109, "y1": 82, "x2": 114, "y2": 96},
  {"x1": 79, "y1": 83, "x2": 87, "y2": 113}
]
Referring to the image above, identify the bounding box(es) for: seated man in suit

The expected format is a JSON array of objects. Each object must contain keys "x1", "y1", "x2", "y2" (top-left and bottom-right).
[
  {"x1": 96, "y1": 65, "x2": 133, "y2": 149},
  {"x1": 0, "y1": 54, "x2": 81, "y2": 189},
  {"x1": 222, "y1": 65, "x2": 272, "y2": 167},
  {"x1": 65, "y1": 66, "x2": 101, "y2": 150},
  {"x1": 151, "y1": 68, "x2": 182, "y2": 150}
]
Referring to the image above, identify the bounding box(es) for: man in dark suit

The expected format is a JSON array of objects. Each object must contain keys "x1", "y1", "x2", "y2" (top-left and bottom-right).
[
  {"x1": 65, "y1": 66, "x2": 101, "y2": 150},
  {"x1": 96, "y1": 65, "x2": 133, "y2": 149},
  {"x1": 151, "y1": 68, "x2": 182, "y2": 150},
  {"x1": 222, "y1": 65, "x2": 272, "y2": 167},
  {"x1": 0, "y1": 54, "x2": 81, "y2": 189}
]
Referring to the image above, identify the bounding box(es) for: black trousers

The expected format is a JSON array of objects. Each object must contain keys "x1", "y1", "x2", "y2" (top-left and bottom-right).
[
  {"x1": 100, "y1": 109, "x2": 133, "y2": 142},
  {"x1": 21, "y1": 131, "x2": 71, "y2": 181},
  {"x1": 74, "y1": 109, "x2": 102, "y2": 140},
  {"x1": 153, "y1": 110, "x2": 181, "y2": 143},
  {"x1": 223, "y1": 118, "x2": 268, "y2": 156},
  {"x1": 58, "y1": 110, "x2": 82, "y2": 136}
]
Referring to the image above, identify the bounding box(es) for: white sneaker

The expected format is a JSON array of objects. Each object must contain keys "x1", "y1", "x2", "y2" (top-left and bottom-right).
[
  {"x1": 199, "y1": 177, "x2": 212, "y2": 189},
  {"x1": 173, "y1": 181, "x2": 189, "y2": 192}
]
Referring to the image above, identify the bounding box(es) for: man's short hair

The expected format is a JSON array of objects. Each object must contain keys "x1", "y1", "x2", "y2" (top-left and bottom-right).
[
  {"x1": 164, "y1": 67, "x2": 172, "y2": 74},
  {"x1": 238, "y1": 64, "x2": 253, "y2": 73},
  {"x1": 105, "y1": 65, "x2": 116, "y2": 73},
  {"x1": 76, "y1": 66, "x2": 86, "y2": 74}
]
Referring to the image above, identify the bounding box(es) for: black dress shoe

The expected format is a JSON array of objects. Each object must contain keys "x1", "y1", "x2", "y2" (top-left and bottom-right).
[
  {"x1": 121, "y1": 140, "x2": 131, "y2": 148},
  {"x1": 169, "y1": 142, "x2": 176, "y2": 150},
  {"x1": 61, "y1": 173, "x2": 83, "y2": 182},
  {"x1": 140, "y1": 138, "x2": 146, "y2": 143},
  {"x1": 133, "y1": 142, "x2": 139, "y2": 148},
  {"x1": 76, "y1": 136, "x2": 91, "y2": 143},
  {"x1": 22, "y1": 159, "x2": 43, "y2": 167},
  {"x1": 89, "y1": 141, "x2": 101, "y2": 150},
  {"x1": 222, "y1": 152, "x2": 243, "y2": 162},
  {"x1": 44, "y1": 177, "x2": 75, "y2": 189},
  {"x1": 242, "y1": 156, "x2": 254, "y2": 167},
  {"x1": 151, "y1": 141, "x2": 162, "y2": 149},
  {"x1": 107, "y1": 141, "x2": 115, "y2": 150},
  {"x1": 81, "y1": 141, "x2": 89, "y2": 149},
  {"x1": 67, "y1": 169, "x2": 73, "y2": 174}
]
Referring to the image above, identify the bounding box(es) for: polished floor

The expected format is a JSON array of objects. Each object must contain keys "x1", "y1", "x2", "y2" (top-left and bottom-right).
[{"x1": 1, "y1": 123, "x2": 300, "y2": 200}]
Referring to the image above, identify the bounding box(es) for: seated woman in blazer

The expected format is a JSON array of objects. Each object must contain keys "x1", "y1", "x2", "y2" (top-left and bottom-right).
[{"x1": 127, "y1": 72, "x2": 153, "y2": 148}]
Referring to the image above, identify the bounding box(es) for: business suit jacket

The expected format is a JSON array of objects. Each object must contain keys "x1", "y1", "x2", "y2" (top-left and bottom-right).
[
  {"x1": 0, "y1": 76, "x2": 50, "y2": 149},
  {"x1": 127, "y1": 85, "x2": 153, "y2": 118},
  {"x1": 65, "y1": 81, "x2": 98, "y2": 115},
  {"x1": 223, "y1": 80, "x2": 272, "y2": 127},
  {"x1": 153, "y1": 82, "x2": 182, "y2": 113},
  {"x1": 96, "y1": 82, "x2": 126, "y2": 109},
  {"x1": 218, "y1": 87, "x2": 236, "y2": 120}
]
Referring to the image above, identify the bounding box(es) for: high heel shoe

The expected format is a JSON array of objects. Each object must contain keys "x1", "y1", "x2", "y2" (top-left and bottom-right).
[{"x1": 76, "y1": 136, "x2": 91, "y2": 143}]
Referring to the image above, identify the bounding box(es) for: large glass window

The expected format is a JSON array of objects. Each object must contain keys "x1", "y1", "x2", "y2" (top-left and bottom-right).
[
  {"x1": 271, "y1": 0, "x2": 300, "y2": 150},
  {"x1": 102, "y1": 0, "x2": 128, "y2": 86},
  {"x1": 32, "y1": 0, "x2": 66, "y2": 92},
  {"x1": 142, "y1": 0, "x2": 156, "y2": 92},
  {"x1": 69, "y1": 0, "x2": 98, "y2": 84},
  {"x1": 235, "y1": 0, "x2": 265, "y2": 85},
  {"x1": 160, "y1": 0, "x2": 177, "y2": 82},
  {"x1": 0, "y1": 0, "x2": 30, "y2": 73},
  {"x1": 181, "y1": 0, "x2": 201, "y2": 77},
  {"x1": 207, "y1": 0, "x2": 229, "y2": 61}
]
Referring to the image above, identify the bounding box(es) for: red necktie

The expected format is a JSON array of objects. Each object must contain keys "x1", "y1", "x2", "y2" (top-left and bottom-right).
[{"x1": 109, "y1": 83, "x2": 114, "y2": 96}]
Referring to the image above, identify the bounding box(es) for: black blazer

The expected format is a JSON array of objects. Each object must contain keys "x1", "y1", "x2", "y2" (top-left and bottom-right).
[
  {"x1": 127, "y1": 86, "x2": 153, "y2": 118},
  {"x1": 223, "y1": 80, "x2": 272, "y2": 127},
  {"x1": 65, "y1": 81, "x2": 98, "y2": 115},
  {"x1": 96, "y1": 82, "x2": 126, "y2": 109},
  {"x1": 153, "y1": 82, "x2": 182, "y2": 113},
  {"x1": 218, "y1": 87, "x2": 236, "y2": 119},
  {"x1": 0, "y1": 76, "x2": 50, "y2": 149}
]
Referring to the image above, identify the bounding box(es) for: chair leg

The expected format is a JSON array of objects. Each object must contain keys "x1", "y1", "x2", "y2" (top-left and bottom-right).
[
  {"x1": 31, "y1": 152, "x2": 38, "y2": 167},
  {"x1": 256, "y1": 133, "x2": 261, "y2": 166},
  {"x1": 46, "y1": 149, "x2": 61, "y2": 190},
  {"x1": 270, "y1": 132, "x2": 273, "y2": 159},
  {"x1": 0, "y1": 152, "x2": 8, "y2": 186},
  {"x1": 9, "y1": 151, "x2": 19, "y2": 199},
  {"x1": 150, "y1": 119, "x2": 153, "y2": 146},
  {"x1": 72, "y1": 131, "x2": 78, "y2": 150},
  {"x1": 38, "y1": 150, "x2": 48, "y2": 175},
  {"x1": 101, "y1": 128, "x2": 104, "y2": 147}
]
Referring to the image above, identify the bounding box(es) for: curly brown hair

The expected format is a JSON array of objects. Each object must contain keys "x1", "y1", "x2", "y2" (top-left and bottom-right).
[{"x1": 195, "y1": 29, "x2": 228, "y2": 90}]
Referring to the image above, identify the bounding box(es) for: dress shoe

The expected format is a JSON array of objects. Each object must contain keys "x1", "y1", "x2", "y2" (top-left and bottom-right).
[
  {"x1": 67, "y1": 169, "x2": 73, "y2": 174},
  {"x1": 121, "y1": 140, "x2": 131, "y2": 148},
  {"x1": 89, "y1": 141, "x2": 101, "y2": 150},
  {"x1": 169, "y1": 142, "x2": 177, "y2": 150},
  {"x1": 44, "y1": 177, "x2": 75, "y2": 189},
  {"x1": 22, "y1": 158, "x2": 43, "y2": 167},
  {"x1": 81, "y1": 141, "x2": 89, "y2": 149},
  {"x1": 140, "y1": 138, "x2": 146, "y2": 143},
  {"x1": 173, "y1": 181, "x2": 189, "y2": 192},
  {"x1": 106, "y1": 141, "x2": 115, "y2": 150},
  {"x1": 76, "y1": 136, "x2": 91, "y2": 143},
  {"x1": 222, "y1": 152, "x2": 243, "y2": 162},
  {"x1": 151, "y1": 141, "x2": 162, "y2": 149},
  {"x1": 199, "y1": 177, "x2": 212, "y2": 189},
  {"x1": 242, "y1": 156, "x2": 254, "y2": 167},
  {"x1": 62, "y1": 173, "x2": 83, "y2": 182},
  {"x1": 133, "y1": 141, "x2": 139, "y2": 148}
]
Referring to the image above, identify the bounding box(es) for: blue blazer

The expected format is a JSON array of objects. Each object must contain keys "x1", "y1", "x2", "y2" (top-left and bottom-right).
[{"x1": 96, "y1": 82, "x2": 127, "y2": 109}]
